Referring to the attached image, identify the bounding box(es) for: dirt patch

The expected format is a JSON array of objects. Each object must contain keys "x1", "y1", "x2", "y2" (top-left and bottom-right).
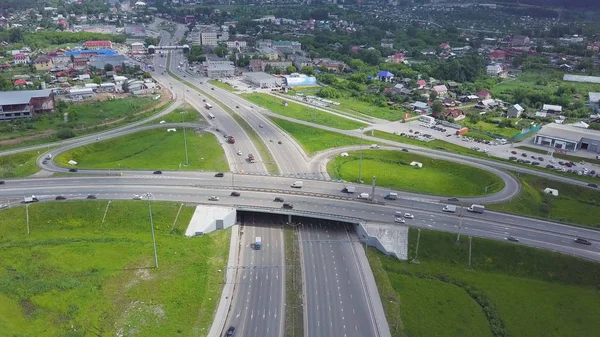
[
  {"x1": 19, "y1": 299, "x2": 37, "y2": 317},
  {"x1": 0, "y1": 129, "x2": 56, "y2": 146},
  {"x1": 114, "y1": 301, "x2": 166, "y2": 337},
  {"x1": 125, "y1": 268, "x2": 154, "y2": 289}
]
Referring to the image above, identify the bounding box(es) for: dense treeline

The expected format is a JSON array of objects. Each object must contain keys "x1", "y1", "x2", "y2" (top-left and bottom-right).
[{"x1": 0, "y1": 30, "x2": 126, "y2": 49}]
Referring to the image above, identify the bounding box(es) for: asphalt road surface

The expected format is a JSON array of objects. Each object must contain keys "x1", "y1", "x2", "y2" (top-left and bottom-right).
[
  {"x1": 225, "y1": 213, "x2": 285, "y2": 337},
  {"x1": 1, "y1": 177, "x2": 598, "y2": 262},
  {"x1": 300, "y1": 220, "x2": 377, "y2": 337}
]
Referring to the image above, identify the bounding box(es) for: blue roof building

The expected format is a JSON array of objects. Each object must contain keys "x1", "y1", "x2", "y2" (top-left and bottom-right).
[
  {"x1": 66, "y1": 49, "x2": 118, "y2": 57},
  {"x1": 377, "y1": 70, "x2": 394, "y2": 82}
]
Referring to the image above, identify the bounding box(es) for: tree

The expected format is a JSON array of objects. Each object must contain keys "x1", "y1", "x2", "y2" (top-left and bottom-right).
[
  {"x1": 431, "y1": 101, "x2": 444, "y2": 114},
  {"x1": 286, "y1": 65, "x2": 297, "y2": 74},
  {"x1": 301, "y1": 66, "x2": 316, "y2": 76},
  {"x1": 92, "y1": 76, "x2": 102, "y2": 84},
  {"x1": 215, "y1": 45, "x2": 228, "y2": 58},
  {"x1": 104, "y1": 63, "x2": 113, "y2": 72},
  {"x1": 57, "y1": 128, "x2": 75, "y2": 139},
  {"x1": 316, "y1": 87, "x2": 341, "y2": 99}
]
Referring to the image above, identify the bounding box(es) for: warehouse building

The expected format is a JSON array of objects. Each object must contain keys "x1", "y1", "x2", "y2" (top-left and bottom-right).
[
  {"x1": 243, "y1": 72, "x2": 283, "y2": 88},
  {"x1": 0, "y1": 89, "x2": 55, "y2": 121},
  {"x1": 533, "y1": 123, "x2": 600, "y2": 153}
]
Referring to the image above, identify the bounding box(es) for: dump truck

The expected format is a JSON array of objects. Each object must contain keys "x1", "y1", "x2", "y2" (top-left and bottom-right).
[
  {"x1": 442, "y1": 205, "x2": 457, "y2": 213},
  {"x1": 467, "y1": 204, "x2": 485, "y2": 213}
]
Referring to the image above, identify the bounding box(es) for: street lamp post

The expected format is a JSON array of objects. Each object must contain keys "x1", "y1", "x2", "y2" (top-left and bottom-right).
[
  {"x1": 146, "y1": 192, "x2": 159, "y2": 269},
  {"x1": 181, "y1": 111, "x2": 189, "y2": 166},
  {"x1": 358, "y1": 126, "x2": 365, "y2": 183}
]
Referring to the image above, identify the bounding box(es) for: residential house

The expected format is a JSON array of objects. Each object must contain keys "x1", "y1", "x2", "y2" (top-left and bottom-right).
[
  {"x1": 292, "y1": 56, "x2": 312, "y2": 71},
  {"x1": 272, "y1": 40, "x2": 302, "y2": 53},
  {"x1": 440, "y1": 42, "x2": 450, "y2": 50},
  {"x1": 387, "y1": 53, "x2": 405, "y2": 64},
  {"x1": 507, "y1": 104, "x2": 524, "y2": 118},
  {"x1": 256, "y1": 39, "x2": 273, "y2": 48},
  {"x1": 0, "y1": 63, "x2": 12, "y2": 71},
  {"x1": 443, "y1": 109, "x2": 465, "y2": 121},
  {"x1": 486, "y1": 64, "x2": 504, "y2": 77},
  {"x1": 587, "y1": 42, "x2": 600, "y2": 52},
  {"x1": 511, "y1": 35, "x2": 530, "y2": 47},
  {"x1": 33, "y1": 56, "x2": 53, "y2": 71},
  {"x1": 258, "y1": 47, "x2": 279, "y2": 60},
  {"x1": 249, "y1": 59, "x2": 292, "y2": 72},
  {"x1": 416, "y1": 79, "x2": 427, "y2": 89},
  {"x1": 542, "y1": 104, "x2": 563, "y2": 115},
  {"x1": 226, "y1": 40, "x2": 247, "y2": 49},
  {"x1": 432, "y1": 84, "x2": 448, "y2": 97},
  {"x1": 83, "y1": 40, "x2": 113, "y2": 50},
  {"x1": 477, "y1": 99, "x2": 498, "y2": 109},
  {"x1": 412, "y1": 101, "x2": 430, "y2": 112},
  {"x1": 376, "y1": 70, "x2": 394, "y2": 82},
  {"x1": 313, "y1": 58, "x2": 347, "y2": 72},
  {"x1": 380, "y1": 39, "x2": 394, "y2": 49},
  {"x1": 488, "y1": 50, "x2": 506, "y2": 62},
  {"x1": 48, "y1": 51, "x2": 69, "y2": 65},
  {"x1": 590, "y1": 92, "x2": 600, "y2": 113},
  {"x1": 478, "y1": 90, "x2": 492, "y2": 100},
  {"x1": 12, "y1": 53, "x2": 29, "y2": 65},
  {"x1": 442, "y1": 98, "x2": 456, "y2": 107}
]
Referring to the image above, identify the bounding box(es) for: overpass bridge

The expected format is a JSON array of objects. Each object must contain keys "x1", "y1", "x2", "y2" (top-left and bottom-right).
[{"x1": 148, "y1": 44, "x2": 189, "y2": 54}]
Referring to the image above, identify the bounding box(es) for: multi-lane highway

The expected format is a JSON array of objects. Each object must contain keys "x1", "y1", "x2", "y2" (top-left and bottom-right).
[
  {"x1": 226, "y1": 213, "x2": 285, "y2": 337},
  {"x1": 300, "y1": 220, "x2": 378, "y2": 337}
]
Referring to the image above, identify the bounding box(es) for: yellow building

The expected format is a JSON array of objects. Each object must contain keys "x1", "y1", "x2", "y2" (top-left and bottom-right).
[{"x1": 33, "y1": 56, "x2": 53, "y2": 71}]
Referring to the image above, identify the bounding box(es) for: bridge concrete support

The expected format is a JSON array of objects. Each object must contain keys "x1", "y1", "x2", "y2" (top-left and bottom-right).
[
  {"x1": 185, "y1": 205, "x2": 236, "y2": 236},
  {"x1": 356, "y1": 221, "x2": 409, "y2": 260}
]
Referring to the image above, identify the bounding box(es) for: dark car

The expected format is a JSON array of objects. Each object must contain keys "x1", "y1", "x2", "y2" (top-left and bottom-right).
[
  {"x1": 447, "y1": 197, "x2": 460, "y2": 202},
  {"x1": 538, "y1": 157, "x2": 544, "y2": 161},
  {"x1": 511, "y1": 151, "x2": 517, "y2": 155},
  {"x1": 230, "y1": 191, "x2": 241, "y2": 197},
  {"x1": 508, "y1": 157, "x2": 517, "y2": 161},
  {"x1": 236, "y1": 105, "x2": 239, "y2": 108},
  {"x1": 42, "y1": 160, "x2": 48, "y2": 164},
  {"x1": 521, "y1": 153, "x2": 528, "y2": 157},
  {"x1": 277, "y1": 140, "x2": 282, "y2": 144},
  {"x1": 274, "y1": 197, "x2": 284, "y2": 202},
  {"x1": 0, "y1": 181, "x2": 4, "y2": 185},
  {"x1": 532, "y1": 162, "x2": 540, "y2": 166},
  {"x1": 402, "y1": 148, "x2": 409, "y2": 152},
  {"x1": 69, "y1": 168, "x2": 78, "y2": 172},
  {"x1": 86, "y1": 195, "x2": 97, "y2": 200},
  {"x1": 588, "y1": 183, "x2": 598, "y2": 188},
  {"x1": 283, "y1": 202, "x2": 293, "y2": 209},
  {"x1": 545, "y1": 164, "x2": 554, "y2": 169},
  {"x1": 55, "y1": 196, "x2": 67, "y2": 200},
  {"x1": 211, "y1": 87, "x2": 215, "y2": 90},
  {"x1": 226, "y1": 326, "x2": 235, "y2": 337},
  {"x1": 214, "y1": 172, "x2": 225, "y2": 177},
  {"x1": 574, "y1": 238, "x2": 592, "y2": 245},
  {"x1": 506, "y1": 236, "x2": 519, "y2": 242},
  {"x1": 153, "y1": 170, "x2": 163, "y2": 174}
]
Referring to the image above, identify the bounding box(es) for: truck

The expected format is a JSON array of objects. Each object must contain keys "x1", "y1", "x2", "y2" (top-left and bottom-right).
[
  {"x1": 442, "y1": 204, "x2": 457, "y2": 213},
  {"x1": 247, "y1": 153, "x2": 255, "y2": 163},
  {"x1": 467, "y1": 204, "x2": 485, "y2": 213},
  {"x1": 291, "y1": 181, "x2": 303, "y2": 188},
  {"x1": 45, "y1": 154, "x2": 53, "y2": 160},
  {"x1": 205, "y1": 103, "x2": 212, "y2": 109},
  {"x1": 227, "y1": 136, "x2": 236, "y2": 144},
  {"x1": 343, "y1": 185, "x2": 356, "y2": 193},
  {"x1": 24, "y1": 195, "x2": 39, "y2": 203},
  {"x1": 384, "y1": 192, "x2": 398, "y2": 200},
  {"x1": 255, "y1": 237, "x2": 262, "y2": 250},
  {"x1": 357, "y1": 192, "x2": 370, "y2": 199}
]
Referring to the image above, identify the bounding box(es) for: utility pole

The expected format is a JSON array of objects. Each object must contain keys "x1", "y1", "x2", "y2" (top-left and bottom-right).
[
  {"x1": 182, "y1": 111, "x2": 189, "y2": 166},
  {"x1": 371, "y1": 176, "x2": 376, "y2": 202},
  {"x1": 411, "y1": 228, "x2": 421, "y2": 264},
  {"x1": 26, "y1": 203, "x2": 30, "y2": 235},
  {"x1": 456, "y1": 204, "x2": 463, "y2": 243},
  {"x1": 358, "y1": 126, "x2": 364, "y2": 183},
  {"x1": 468, "y1": 236, "x2": 473, "y2": 269},
  {"x1": 146, "y1": 193, "x2": 159, "y2": 268}
]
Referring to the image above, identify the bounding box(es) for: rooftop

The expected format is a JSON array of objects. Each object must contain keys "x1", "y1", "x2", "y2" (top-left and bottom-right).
[
  {"x1": 0, "y1": 89, "x2": 53, "y2": 105},
  {"x1": 589, "y1": 92, "x2": 600, "y2": 103},
  {"x1": 537, "y1": 123, "x2": 600, "y2": 142},
  {"x1": 244, "y1": 71, "x2": 279, "y2": 81},
  {"x1": 563, "y1": 74, "x2": 600, "y2": 84}
]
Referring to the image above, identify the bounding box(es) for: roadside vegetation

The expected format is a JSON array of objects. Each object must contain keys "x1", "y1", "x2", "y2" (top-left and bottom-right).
[
  {"x1": 0, "y1": 95, "x2": 171, "y2": 151},
  {"x1": 242, "y1": 93, "x2": 367, "y2": 130},
  {"x1": 268, "y1": 117, "x2": 362, "y2": 155},
  {"x1": 55, "y1": 128, "x2": 228, "y2": 172},
  {"x1": 208, "y1": 79, "x2": 236, "y2": 92},
  {"x1": 283, "y1": 222, "x2": 304, "y2": 337},
  {"x1": 0, "y1": 148, "x2": 49, "y2": 178},
  {"x1": 488, "y1": 172, "x2": 600, "y2": 228},
  {"x1": 0, "y1": 201, "x2": 229, "y2": 336},
  {"x1": 369, "y1": 228, "x2": 600, "y2": 337},
  {"x1": 150, "y1": 104, "x2": 207, "y2": 125},
  {"x1": 328, "y1": 150, "x2": 504, "y2": 196}
]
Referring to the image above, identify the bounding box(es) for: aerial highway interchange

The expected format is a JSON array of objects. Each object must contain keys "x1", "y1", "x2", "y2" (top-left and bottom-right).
[{"x1": 1, "y1": 19, "x2": 599, "y2": 337}]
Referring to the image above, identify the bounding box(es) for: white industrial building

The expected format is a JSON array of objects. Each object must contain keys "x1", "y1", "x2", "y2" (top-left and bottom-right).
[
  {"x1": 533, "y1": 123, "x2": 600, "y2": 153},
  {"x1": 202, "y1": 59, "x2": 235, "y2": 78},
  {"x1": 68, "y1": 87, "x2": 94, "y2": 100},
  {"x1": 243, "y1": 72, "x2": 284, "y2": 88}
]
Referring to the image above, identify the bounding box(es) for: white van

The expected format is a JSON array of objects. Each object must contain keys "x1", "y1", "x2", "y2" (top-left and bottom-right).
[{"x1": 291, "y1": 181, "x2": 303, "y2": 188}]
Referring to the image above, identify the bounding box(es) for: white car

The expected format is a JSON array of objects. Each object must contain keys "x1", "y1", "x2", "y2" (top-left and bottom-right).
[
  {"x1": 403, "y1": 213, "x2": 415, "y2": 219},
  {"x1": 237, "y1": 151, "x2": 242, "y2": 156},
  {"x1": 394, "y1": 218, "x2": 405, "y2": 223},
  {"x1": 133, "y1": 195, "x2": 143, "y2": 200},
  {"x1": 208, "y1": 196, "x2": 219, "y2": 201}
]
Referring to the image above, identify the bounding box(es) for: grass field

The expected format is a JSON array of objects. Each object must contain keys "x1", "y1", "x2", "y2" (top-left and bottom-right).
[
  {"x1": 208, "y1": 80, "x2": 236, "y2": 92},
  {"x1": 242, "y1": 93, "x2": 366, "y2": 130},
  {"x1": 0, "y1": 201, "x2": 230, "y2": 336},
  {"x1": 368, "y1": 228, "x2": 600, "y2": 337},
  {"x1": 290, "y1": 87, "x2": 408, "y2": 121},
  {"x1": 268, "y1": 117, "x2": 362, "y2": 155},
  {"x1": 488, "y1": 172, "x2": 600, "y2": 227},
  {"x1": 55, "y1": 128, "x2": 228, "y2": 171},
  {"x1": 516, "y1": 146, "x2": 600, "y2": 165},
  {"x1": 458, "y1": 120, "x2": 520, "y2": 138},
  {"x1": 152, "y1": 104, "x2": 207, "y2": 125},
  {"x1": 0, "y1": 148, "x2": 50, "y2": 178},
  {"x1": 327, "y1": 150, "x2": 504, "y2": 196},
  {"x1": 371, "y1": 130, "x2": 600, "y2": 184},
  {"x1": 0, "y1": 96, "x2": 171, "y2": 151}
]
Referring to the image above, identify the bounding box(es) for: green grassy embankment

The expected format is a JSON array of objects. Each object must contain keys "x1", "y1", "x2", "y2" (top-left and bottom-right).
[
  {"x1": 0, "y1": 201, "x2": 230, "y2": 336},
  {"x1": 369, "y1": 228, "x2": 600, "y2": 337}
]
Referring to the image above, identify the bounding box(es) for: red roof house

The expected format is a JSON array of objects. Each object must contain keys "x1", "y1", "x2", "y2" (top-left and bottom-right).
[
  {"x1": 14, "y1": 79, "x2": 27, "y2": 86},
  {"x1": 478, "y1": 90, "x2": 492, "y2": 100},
  {"x1": 443, "y1": 109, "x2": 466, "y2": 120},
  {"x1": 416, "y1": 79, "x2": 427, "y2": 88},
  {"x1": 489, "y1": 50, "x2": 506, "y2": 62},
  {"x1": 387, "y1": 53, "x2": 405, "y2": 64},
  {"x1": 440, "y1": 42, "x2": 450, "y2": 49},
  {"x1": 83, "y1": 40, "x2": 113, "y2": 50}
]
